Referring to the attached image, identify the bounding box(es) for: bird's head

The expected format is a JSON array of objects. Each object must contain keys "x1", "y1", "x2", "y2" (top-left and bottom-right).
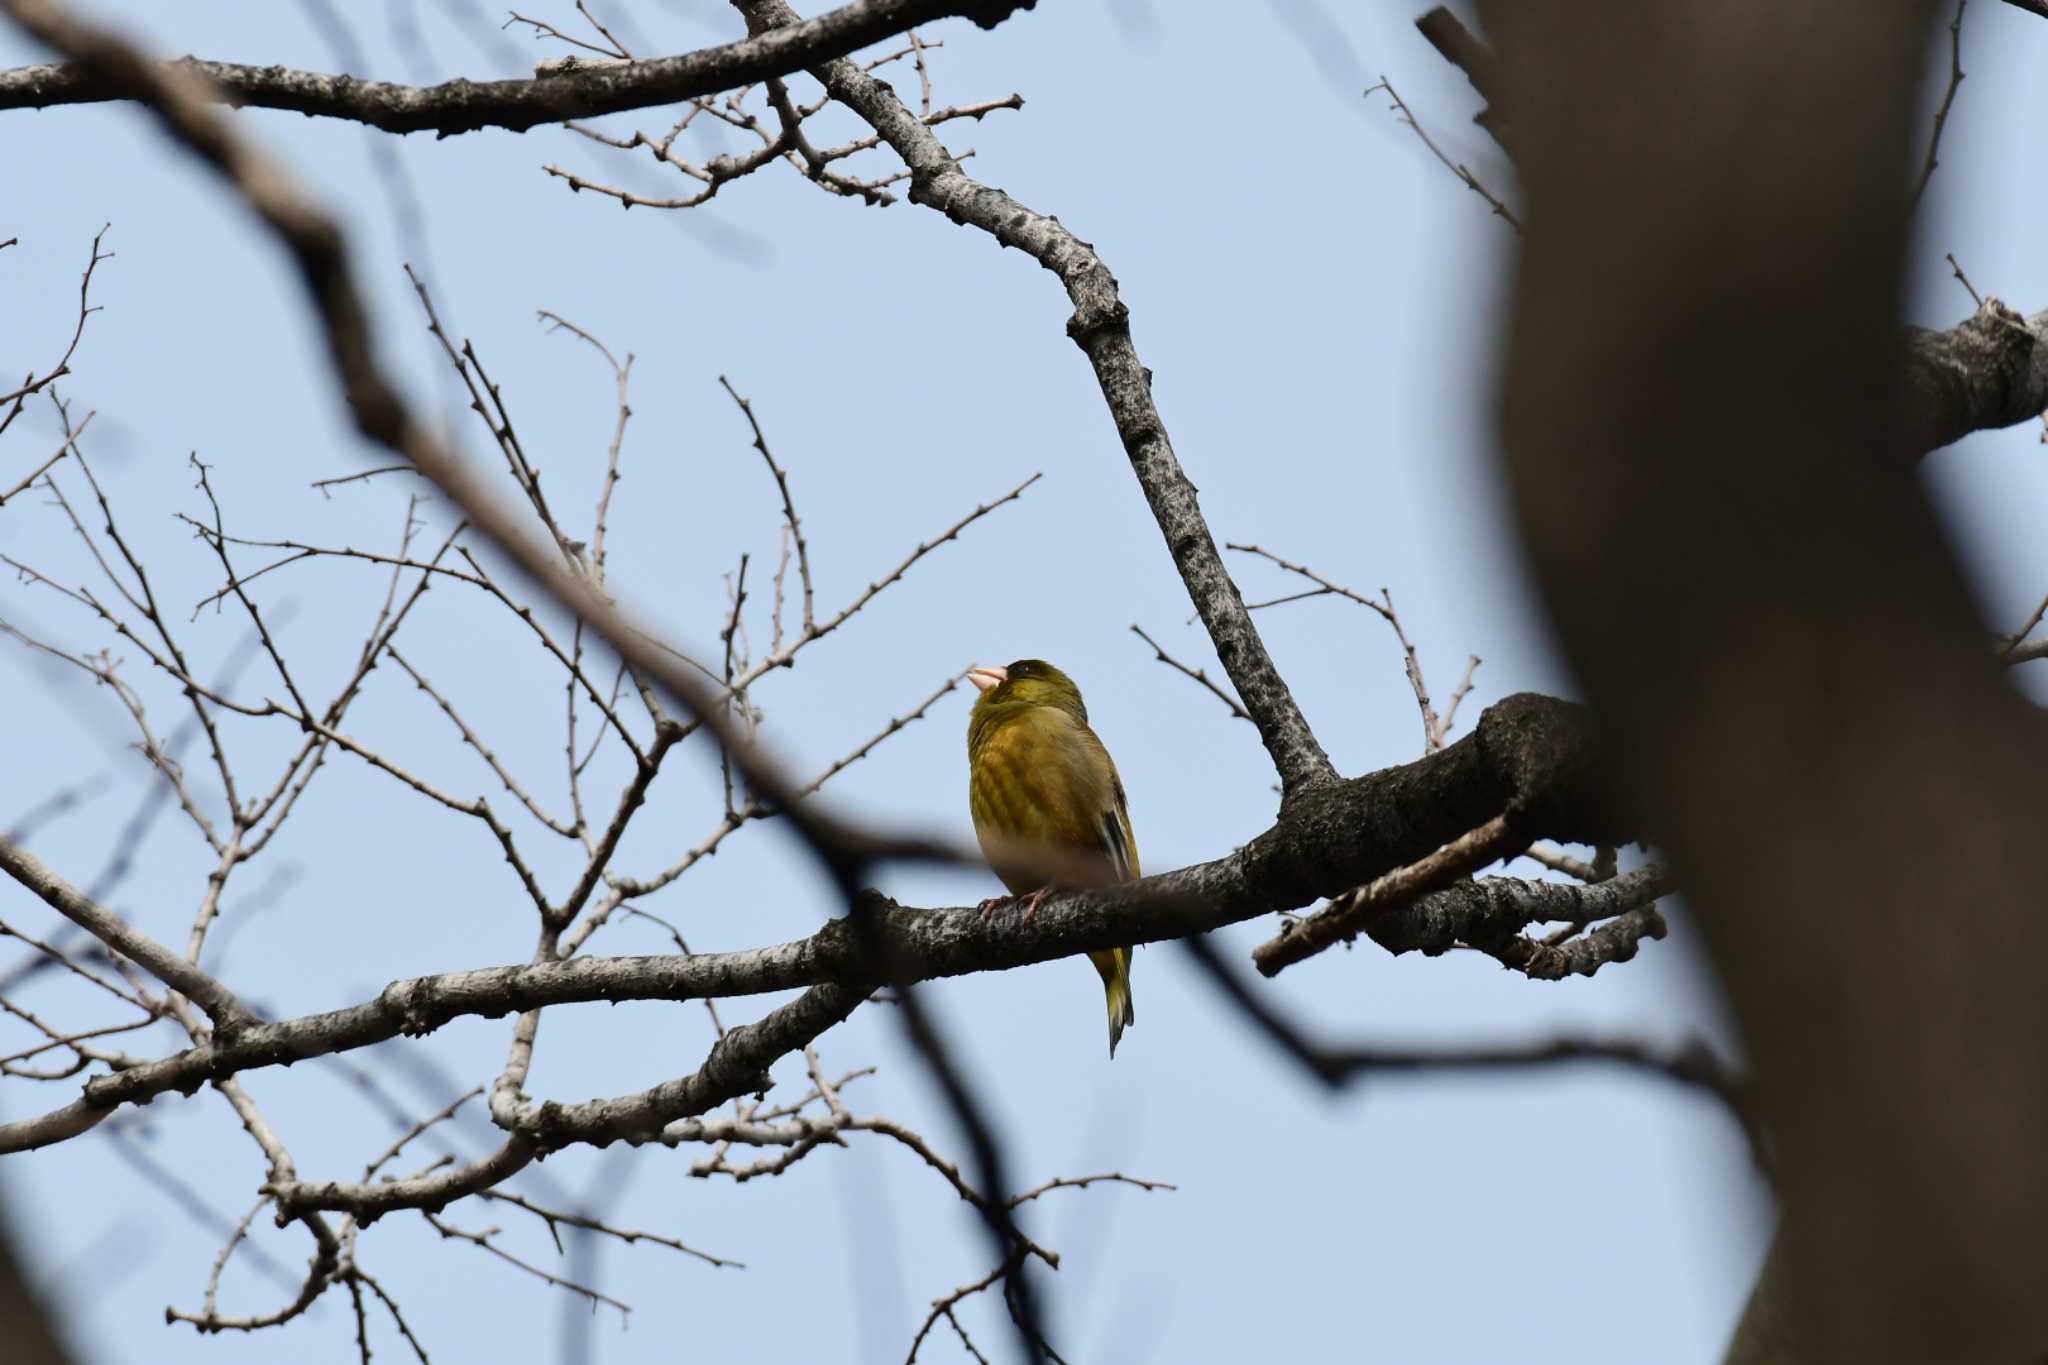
[{"x1": 967, "y1": 658, "x2": 1087, "y2": 719}]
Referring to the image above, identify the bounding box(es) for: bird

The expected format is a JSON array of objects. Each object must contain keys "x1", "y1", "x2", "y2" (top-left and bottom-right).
[{"x1": 965, "y1": 659, "x2": 1139, "y2": 1057}]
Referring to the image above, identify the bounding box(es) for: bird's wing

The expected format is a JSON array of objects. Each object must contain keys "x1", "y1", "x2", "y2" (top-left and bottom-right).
[{"x1": 1098, "y1": 770, "x2": 1140, "y2": 884}]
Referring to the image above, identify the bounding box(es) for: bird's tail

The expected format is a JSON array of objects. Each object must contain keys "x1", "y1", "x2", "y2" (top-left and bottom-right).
[{"x1": 1089, "y1": 947, "x2": 1137, "y2": 1058}]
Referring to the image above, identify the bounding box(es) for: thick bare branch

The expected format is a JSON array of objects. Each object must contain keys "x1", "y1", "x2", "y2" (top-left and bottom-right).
[
  {"x1": 0, "y1": 0, "x2": 1040, "y2": 135},
  {"x1": 731, "y1": 0, "x2": 1338, "y2": 802},
  {"x1": 1364, "y1": 861, "x2": 1673, "y2": 973},
  {"x1": 1902, "y1": 299, "x2": 2048, "y2": 454},
  {"x1": 0, "y1": 837, "x2": 254, "y2": 1030},
  {"x1": 0, "y1": 691, "x2": 1622, "y2": 1153}
]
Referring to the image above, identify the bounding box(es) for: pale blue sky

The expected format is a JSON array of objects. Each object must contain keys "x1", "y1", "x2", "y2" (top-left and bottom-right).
[{"x1": 4, "y1": 3, "x2": 2045, "y2": 1362}]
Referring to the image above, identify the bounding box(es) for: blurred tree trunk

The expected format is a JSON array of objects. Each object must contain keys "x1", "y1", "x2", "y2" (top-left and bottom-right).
[
  {"x1": 0, "y1": 1193, "x2": 74, "y2": 1365},
  {"x1": 1483, "y1": 1, "x2": 2048, "y2": 1361},
  {"x1": 1723, "y1": 1234, "x2": 1796, "y2": 1365}
]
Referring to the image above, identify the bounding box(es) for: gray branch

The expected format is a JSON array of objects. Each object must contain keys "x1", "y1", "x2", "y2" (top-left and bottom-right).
[
  {"x1": 269, "y1": 984, "x2": 863, "y2": 1219},
  {"x1": 1477, "y1": 905, "x2": 1666, "y2": 979},
  {"x1": 0, "y1": 0, "x2": 1037, "y2": 136},
  {"x1": 0, "y1": 692, "x2": 1626, "y2": 1155},
  {"x1": 0, "y1": 835, "x2": 255, "y2": 1030},
  {"x1": 1901, "y1": 300, "x2": 2048, "y2": 454},
  {"x1": 731, "y1": 0, "x2": 1340, "y2": 802},
  {"x1": 496, "y1": 983, "x2": 863, "y2": 1151},
  {"x1": 1368, "y1": 861, "x2": 1672, "y2": 961}
]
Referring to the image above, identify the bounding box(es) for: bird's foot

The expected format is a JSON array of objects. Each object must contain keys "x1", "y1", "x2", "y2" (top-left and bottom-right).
[{"x1": 977, "y1": 888, "x2": 1054, "y2": 923}]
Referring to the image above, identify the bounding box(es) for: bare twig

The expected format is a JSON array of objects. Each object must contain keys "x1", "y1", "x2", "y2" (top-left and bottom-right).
[
  {"x1": 362, "y1": 1086, "x2": 484, "y2": 1181},
  {"x1": 1006, "y1": 1172, "x2": 1175, "y2": 1207},
  {"x1": 1130, "y1": 624, "x2": 1249, "y2": 721},
  {"x1": 0, "y1": 407, "x2": 92, "y2": 506},
  {"x1": 0, "y1": 225, "x2": 110, "y2": 440},
  {"x1": 1229, "y1": 544, "x2": 1468, "y2": 751},
  {"x1": 309, "y1": 463, "x2": 415, "y2": 494},
  {"x1": 1365, "y1": 78, "x2": 1521, "y2": 233},
  {"x1": 1252, "y1": 814, "x2": 1525, "y2": 975},
  {"x1": 1913, "y1": 0, "x2": 1968, "y2": 203},
  {"x1": 422, "y1": 1211, "x2": 631, "y2": 1318},
  {"x1": 720, "y1": 375, "x2": 814, "y2": 633},
  {"x1": 384, "y1": 647, "x2": 578, "y2": 837},
  {"x1": 472, "y1": 1188, "x2": 740, "y2": 1268},
  {"x1": 794, "y1": 670, "x2": 967, "y2": 798}
]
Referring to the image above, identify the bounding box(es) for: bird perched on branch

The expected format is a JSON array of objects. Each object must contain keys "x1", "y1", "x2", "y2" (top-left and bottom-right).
[{"x1": 966, "y1": 659, "x2": 1139, "y2": 1057}]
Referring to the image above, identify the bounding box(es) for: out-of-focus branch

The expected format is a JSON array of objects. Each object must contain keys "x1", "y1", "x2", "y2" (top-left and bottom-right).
[
  {"x1": 1414, "y1": 5, "x2": 1510, "y2": 154},
  {"x1": 1178, "y1": 935, "x2": 1752, "y2": 1142},
  {"x1": 1414, "y1": 8, "x2": 2047, "y2": 461},
  {"x1": 0, "y1": 0, "x2": 1040, "y2": 135}
]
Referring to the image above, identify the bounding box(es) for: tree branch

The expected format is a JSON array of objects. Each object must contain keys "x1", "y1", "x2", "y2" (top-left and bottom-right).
[
  {"x1": 0, "y1": 691, "x2": 1622, "y2": 1154},
  {"x1": 0, "y1": 0, "x2": 928, "y2": 897},
  {"x1": 1901, "y1": 299, "x2": 2048, "y2": 454},
  {"x1": 0, "y1": 837, "x2": 254, "y2": 1031},
  {"x1": 0, "y1": 0, "x2": 1040, "y2": 136},
  {"x1": 730, "y1": 0, "x2": 1339, "y2": 803}
]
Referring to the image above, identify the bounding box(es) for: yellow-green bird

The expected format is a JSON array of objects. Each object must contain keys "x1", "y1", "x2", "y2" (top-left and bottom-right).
[{"x1": 966, "y1": 659, "x2": 1139, "y2": 1057}]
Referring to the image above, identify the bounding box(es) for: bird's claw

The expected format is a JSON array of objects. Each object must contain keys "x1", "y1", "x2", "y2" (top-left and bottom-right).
[{"x1": 977, "y1": 889, "x2": 1053, "y2": 923}]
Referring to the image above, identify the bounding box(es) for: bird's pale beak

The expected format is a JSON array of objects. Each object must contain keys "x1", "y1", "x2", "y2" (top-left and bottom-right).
[{"x1": 967, "y1": 665, "x2": 1008, "y2": 693}]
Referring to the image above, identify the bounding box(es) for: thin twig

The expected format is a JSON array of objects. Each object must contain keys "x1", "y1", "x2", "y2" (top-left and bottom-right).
[
  {"x1": 1913, "y1": 0, "x2": 1968, "y2": 203},
  {"x1": 720, "y1": 375, "x2": 814, "y2": 632},
  {"x1": 1365, "y1": 78, "x2": 1521, "y2": 233},
  {"x1": 1129, "y1": 624, "x2": 1249, "y2": 721}
]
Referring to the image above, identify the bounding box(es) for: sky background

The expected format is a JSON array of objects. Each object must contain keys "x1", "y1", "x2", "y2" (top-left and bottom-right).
[{"x1": 3, "y1": 2, "x2": 2045, "y2": 1362}]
